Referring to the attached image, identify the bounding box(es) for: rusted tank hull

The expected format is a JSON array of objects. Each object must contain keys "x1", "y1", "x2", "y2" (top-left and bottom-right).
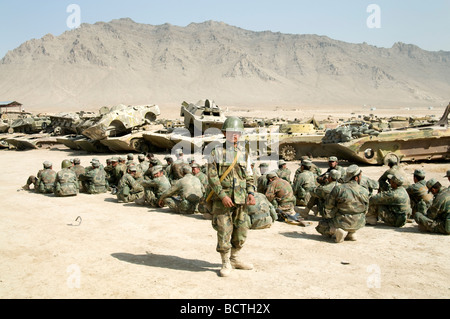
[
  {"x1": 74, "y1": 139, "x2": 110, "y2": 153},
  {"x1": 278, "y1": 126, "x2": 450, "y2": 165},
  {"x1": 100, "y1": 133, "x2": 151, "y2": 153},
  {"x1": 5, "y1": 134, "x2": 59, "y2": 151}
]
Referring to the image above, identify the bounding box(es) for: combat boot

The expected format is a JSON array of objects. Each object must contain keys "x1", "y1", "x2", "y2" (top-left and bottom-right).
[
  {"x1": 230, "y1": 248, "x2": 254, "y2": 270},
  {"x1": 334, "y1": 228, "x2": 348, "y2": 243},
  {"x1": 346, "y1": 232, "x2": 357, "y2": 241},
  {"x1": 219, "y1": 251, "x2": 232, "y2": 277}
]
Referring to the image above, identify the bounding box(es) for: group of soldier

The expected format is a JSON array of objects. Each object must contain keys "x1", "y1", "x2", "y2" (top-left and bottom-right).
[{"x1": 22, "y1": 116, "x2": 450, "y2": 278}]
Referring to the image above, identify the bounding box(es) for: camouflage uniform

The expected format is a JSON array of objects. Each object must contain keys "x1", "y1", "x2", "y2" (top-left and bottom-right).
[
  {"x1": 360, "y1": 175, "x2": 379, "y2": 197},
  {"x1": 169, "y1": 159, "x2": 190, "y2": 184},
  {"x1": 316, "y1": 165, "x2": 369, "y2": 239},
  {"x1": 79, "y1": 163, "x2": 108, "y2": 195},
  {"x1": 277, "y1": 166, "x2": 292, "y2": 184},
  {"x1": 406, "y1": 170, "x2": 433, "y2": 216},
  {"x1": 36, "y1": 168, "x2": 57, "y2": 194},
  {"x1": 193, "y1": 166, "x2": 212, "y2": 216},
  {"x1": 292, "y1": 162, "x2": 316, "y2": 206},
  {"x1": 207, "y1": 142, "x2": 255, "y2": 254},
  {"x1": 306, "y1": 180, "x2": 340, "y2": 217},
  {"x1": 159, "y1": 172, "x2": 204, "y2": 214},
  {"x1": 367, "y1": 174, "x2": 412, "y2": 228},
  {"x1": 139, "y1": 167, "x2": 172, "y2": 207},
  {"x1": 415, "y1": 180, "x2": 450, "y2": 235},
  {"x1": 116, "y1": 172, "x2": 144, "y2": 203},
  {"x1": 72, "y1": 163, "x2": 86, "y2": 192},
  {"x1": 247, "y1": 193, "x2": 277, "y2": 230},
  {"x1": 54, "y1": 168, "x2": 79, "y2": 197},
  {"x1": 265, "y1": 175, "x2": 296, "y2": 215},
  {"x1": 137, "y1": 157, "x2": 150, "y2": 176},
  {"x1": 378, "y1": 163, "x2": 410, "y2": 192}
]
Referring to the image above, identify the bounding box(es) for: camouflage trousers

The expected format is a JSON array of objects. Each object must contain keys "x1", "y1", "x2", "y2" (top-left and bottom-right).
[
  {"x1": 415, "y1": 212, "x2": 450, "y2": 235},
  {"x1": 54, "y1": 183, "x2": 78, "y2": 197},
  {"x1": 166, "y1": 196, "x2": 199, "y2": 215},
  {"x1": 135, "y1": 190, "x2": 175, "y2": 208},
  {"x1": 316, "y1": 213, "x2": 366, "y2": 237},
  {"x1": 211, "y1": 201, "x2": 249, "y2": 254},
  {"x1": 367, "y1": 205, "x2": 407, "y2": 228},
  {"x1": 117, "y1": 190, "x2": 144, "y2": 203}
]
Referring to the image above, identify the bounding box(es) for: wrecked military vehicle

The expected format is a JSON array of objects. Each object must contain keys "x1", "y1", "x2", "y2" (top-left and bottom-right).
[
  {"x1": 277, "y1": 103, "x2": 450, "y2": 165},
  {"x1": 180, "y1": 99, "x2": 227, "y2": 136}
]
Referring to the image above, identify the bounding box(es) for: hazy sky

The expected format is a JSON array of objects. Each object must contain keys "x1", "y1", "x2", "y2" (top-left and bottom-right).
[{"x1": 0, "y1": 0, "x2": 449, "y2": 58}]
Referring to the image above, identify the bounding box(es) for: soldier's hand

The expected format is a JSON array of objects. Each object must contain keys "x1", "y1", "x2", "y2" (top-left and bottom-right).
[
  {"x1": 247, "y1": 194, "x2": 256, "y2": 206},
  {"x1": 222, "y1": 196, "x2": 235, "y2": 208},
  {"x1": 158, "y1": 199, "x2": 164, "y2": 208}
]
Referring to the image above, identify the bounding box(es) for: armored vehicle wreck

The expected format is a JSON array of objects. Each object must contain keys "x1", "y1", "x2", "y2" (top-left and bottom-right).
[
  {"x1": 277, "y1": 103, "x2": 450, "y2": 165},
  {"x1": 9, "y1": 115, "x2": 51, "y2": 134},
  {"x1": 82, "y1": 104, "x2": 160, "y2": 141},
  {"x1": 180, "y1": 99, "x2": 227, "y2": 136}
]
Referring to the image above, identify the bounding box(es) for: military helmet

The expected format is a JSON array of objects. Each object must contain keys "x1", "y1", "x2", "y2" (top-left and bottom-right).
[
  {"x1": 329, "y1": 156, "x2": 338, "y2": 162},
  {"x1": 301, "y1": 159, "x2": 312, "y2": 168},
  {"x1": 151, "y1": 165, "x2": 163, "y2": 175},
  {"x1": 43, "y1": 161, "x2": 52, "y2": 169},
  {"x1": 61, "y1": 160, "x2": 72, "y2": 169},
  {"x1": 222, "y1": 116, "x2": 244, "y2": 133},
  {"x1": 73, "y1": 158, "x2": 81, "y2": 165},
  {"x1": 127, "y1": 154, "x2": 134, "y2": 160}
]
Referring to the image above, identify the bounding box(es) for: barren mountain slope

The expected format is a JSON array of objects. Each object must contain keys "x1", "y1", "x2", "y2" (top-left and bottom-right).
[{"x1": 1, "y1": 18, "x2": 449, "y2": 112}]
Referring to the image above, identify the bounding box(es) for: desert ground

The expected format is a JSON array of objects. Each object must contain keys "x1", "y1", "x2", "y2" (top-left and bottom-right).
[{"x1": 0, "y1": 105, "x2": 449, "y2": 301}]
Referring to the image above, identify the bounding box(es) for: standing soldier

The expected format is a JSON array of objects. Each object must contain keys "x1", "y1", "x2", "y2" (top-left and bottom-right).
[
  {"x1": 366, "y1": 173, "x2": 412, "y2": 228},
  {"x1": 72, "y1": 158, "x2": 86, "y2": 193},
  {"x1": 276, "y1": 160, "x2": 292, "y2": 184},
  {"x1": 207, "y1": 116, "x2": 256, "y2": 277},
  {"x1": 292, "y1": 159, "x2": 317, "y2": 207},
  {"x1": 54, "y1": 160, "x2": 79, "y2": 197},
  {"x1": 79, "y1": 159, "x2": 108, "y2": 195},
  {"x1": 137, "y1": 165, "x2": 172, "y2": 207},
  {"x1": 406, "y1": 169, "x2": 433, "y2": 219},
  {"x1": 316, "y1": 165, "x2": 369, "y2": 243},
  {"x1": 414, "y1": 179, "x2": 449, "y2": 235},
  {"x1": 116, "y1": 165, "x2": 144, "y2": 203},
  {"x1": 158, "y1": 166, "x2": 204, "y2": 214},
  {"x1": 23, "y1": 161, "x2": 56, "y2": 194}
]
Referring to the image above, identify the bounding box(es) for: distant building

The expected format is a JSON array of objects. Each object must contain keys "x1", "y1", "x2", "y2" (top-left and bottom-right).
[{"x1": 0, "y1": 101, "x2": 23, "y2": 113}]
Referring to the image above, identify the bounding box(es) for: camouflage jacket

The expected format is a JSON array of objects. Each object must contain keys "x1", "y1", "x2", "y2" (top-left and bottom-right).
[
  {"x1": 257, "y1": 174, "x2": 269, "y2": 194},
  {"x1": 207, "y1": 142, "x2": 255, "y2": 205},
  {"x1": 277, "y1": 168, "x2": 292, "y2": 184},
  {"x1": 54, "y1": 168, "x2": 79, "y2": 196},
  {"x1": 138, "y1": 161, "x2": 150, "y2": 176},
  {"x1": 118, "y1": 174, "x2": 144, "y2": 194},
  {"x1": 360, "y1": 175, "x2": 379, "y2": 196},
  {"x1": 265, "y1": 177, "x2": 296, "y2": 208},
  {"x1": 378, "y1": 166, "x2": 410, "y2": 192},
  {"x1": 72, "y1": 165, "x2": 86, "y2": 178},
  {"x1": 324, "y1": 181, "x2": 369, "y2": 231},
  {"x1": 293, "y1": 170, "x2": 316, "y2": 200},
  {"x1": 194, "y1": 171, "x2": 209, "y2": 197},
  {"x1": 247, "y1": 193, "x2": 277, "y2": 229},
  {"x1": 141, "y1": 175, "x2": 171, "y2": 198},
  {"x1": 82, "y1": 168, "x2": 108, "y2": 194},
  {"x1": 37, "y1": 168, "x2": 57, "y2": 193},
  {"x1": 406, "y1": 180, "x2": 434, "y2": 211},
  {"x1": 369, "y1": 186, "x2": 412, "y2": 216},
  {"x1": 421, "y1": 188, "x2": 450, "y2": 222},
  {"x1": 169, "y1": 160, "x2": 190, "y2": 182},
  {"x1": 160, "y1": 173, "x2": 204, "y2": 202}
]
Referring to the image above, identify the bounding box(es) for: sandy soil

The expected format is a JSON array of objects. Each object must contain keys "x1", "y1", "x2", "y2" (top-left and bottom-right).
[{"x1": 0, "y1": 143, "x2": 449, "y2": 300}]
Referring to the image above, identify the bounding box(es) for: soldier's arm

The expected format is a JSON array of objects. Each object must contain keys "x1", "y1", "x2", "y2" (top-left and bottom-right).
[{"x1": 159, "y1": 183, "x2": 180, "y2": 201}]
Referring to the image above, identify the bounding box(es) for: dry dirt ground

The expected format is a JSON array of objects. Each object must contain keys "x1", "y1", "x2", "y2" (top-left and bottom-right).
[{"x1": 0, "y1": 145, "x2": 449, "y2": 300}]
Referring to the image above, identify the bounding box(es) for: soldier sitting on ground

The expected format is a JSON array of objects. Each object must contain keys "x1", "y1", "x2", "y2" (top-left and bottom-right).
[
  {"x1": 298, "y1": 169, "x2": 341, "y2": 219},
  {"x1": 54, "y1": 160, "x2": 79, "y2": 197},
  {"x1": 366, "y1": 172, "x2": 412, "y2": 228},
  {"x1": 292, "y1": 159, "x2": 317, "y2": 208},
  {"x1": 78, "y1": 159, "x2": 108, "y2": 195},
  {"x1": 378, "y1": 157, "x2": 410, "y2": 192},
  {"x1": 276, "y1": 160, "x2": 292, "y2": 185},
  {"x1": 257, "y1": 163, "x2": 270, "y2": 194},
  {"x1": 192, "y1": 163, "x2": 212, "y2": 219},
  {"x1": 116, "y1": 165, "x2": 144, "y2": 203},
  {"x1": 247, "y1": 192, "x2": 278, "y2": 230},
  {"x1": 316, "y1": 165, "x2": 369, "y2": 243},
  {"x1": 158, "y1": 165, "x2": 204, "y2": 215},
  {"x1": 23, "y1": 161, "x2": 56, "y2": 194},
  {"x1": 72, "y1": 158, "x2": 86, "y2": 193},
  {"x1": 406, "y1": 169, "x2": 433, "y2": 219},
  {"x1": 316, "y1": 156, "x2": 346, "y2": 185},
  {"x1": 414, "y1": 178, "x2": 449, "y2": 235},
  {"x1": 136, "y1": 165, "x2": 172, "y2": 208}
]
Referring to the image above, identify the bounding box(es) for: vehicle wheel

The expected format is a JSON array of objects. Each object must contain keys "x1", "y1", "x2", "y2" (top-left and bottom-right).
[
  {"x1": 280, "y1": 144, "x2": 297, "y2": 161},
  {"x1": 383, "y1": 152, "x2": 400, "y2": 166}
]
